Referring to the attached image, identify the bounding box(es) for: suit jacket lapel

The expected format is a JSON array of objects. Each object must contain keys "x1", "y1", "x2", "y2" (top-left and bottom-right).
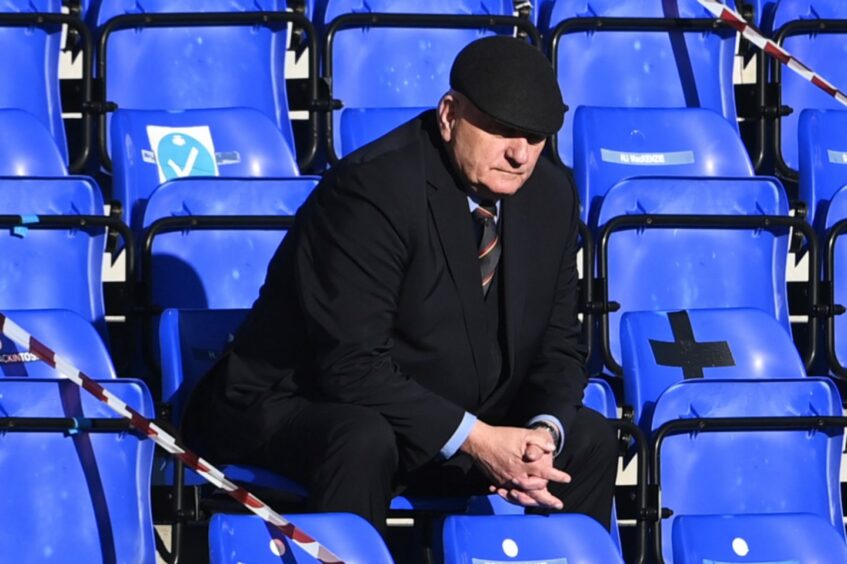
[{"x1": 423, "y1": 131, "x2": 488, "y2": 386}]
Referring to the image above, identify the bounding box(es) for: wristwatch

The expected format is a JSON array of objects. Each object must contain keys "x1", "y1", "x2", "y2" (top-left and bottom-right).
[{"x1": 530, "y1": 420, "x2": 560, "y2": 446}]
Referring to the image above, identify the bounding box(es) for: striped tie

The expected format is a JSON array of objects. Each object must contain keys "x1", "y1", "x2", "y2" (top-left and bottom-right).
[{"x1": 474, "y1": 202, "x2": 501, "y2": 296}]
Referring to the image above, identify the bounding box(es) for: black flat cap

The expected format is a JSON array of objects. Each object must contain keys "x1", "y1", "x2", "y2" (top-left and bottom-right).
[{"x1": 450, "y1": 36, "x2": 566, "y2": 137}]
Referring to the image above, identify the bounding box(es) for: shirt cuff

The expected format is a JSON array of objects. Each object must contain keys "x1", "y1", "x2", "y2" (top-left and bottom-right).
[
  {"x1": 440, "y1": 411, "x2": 477, "y2": 460},
  {"x1": 527, "y1": 414, "x2": 565, "y2": 456}
]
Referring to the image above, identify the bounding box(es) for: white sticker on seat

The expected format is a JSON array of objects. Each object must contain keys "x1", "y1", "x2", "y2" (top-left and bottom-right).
[
  {"x1": 146, "y1": 125, "x2": 219, "y2": 183},
  {"x1": 600, "y1": 148, "x2": 696, "y2": 166}
]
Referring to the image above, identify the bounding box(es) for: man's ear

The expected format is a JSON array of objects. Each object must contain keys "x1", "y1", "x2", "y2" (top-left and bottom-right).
[{"x1": 437, "y1": 93, "x2": 457, "y2": 143}]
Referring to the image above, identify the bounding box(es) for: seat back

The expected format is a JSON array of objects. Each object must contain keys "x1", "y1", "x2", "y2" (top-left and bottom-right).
[
  {"x1": 532, "y1": 0, "x2": 558, "y2": 28},
  {"x1": 0, "y1": 0, "x2": 67, "y2": 162},
  {"x1": 621, "y1": 308, "x2": 805, "y2": 437},
  {"x1": 0, "y1": 176, "x2": 107, "y2": 335},
  {"x1": 824, "y1": 184, "x2": 847, "y2": 372},
  {"x1": 157, "y1": 308, "x2": 306, "y2": 492},
  {"x1": 324, "y1": 0, "x2": 515, "y2": 158},
  {"x1": 0, "y1": 309, "x2": 115, "y2": 379},
  {"x1": 143, "y1": 177, "x2": 315, "y2": 311},
  {"x1": 599, "y1": 177, "x2": 790, "y2": 371},
  {"x1": 441, "y1": 513, "x2": 623, "y2": 564},
  {"x1": 95, "y1": 0, "x2": 293, "y2": 161},
  {"x1": 573, "y1": 106, "x2": 753, "y2": 226},
  {"x1": 111, "y1": 107, "x2": 302, "y2": 237},
  {"x1": 798, "y1": 108, "x2": 847, "y2": 231},
  {"x1": 751, "y1": 0, "x2": 780, "y2": 31},
  {"x1": 0, "y1": 378, "x2": 155, "y2": 562},
  {"x1": 0, "y1": 108, "x2": 67, "y2": 176},
  {"x1": 208, "y1": 513, "x2": 393, "y2": 563},
  {"x1": 583, "y1": 377, "x2": 617, "y2": 419},
  {"x1": 772, "y1": 0, "x2": 847, "y2": 172},
  {"x1": 582, "y1": 377, "x2": 622, "y2": 553},
  {"x1": 672, "y1": 513, "x2": 847, "y2": 563},
  {"x1": 653, "y1": 378, "x2": 845, "y2": 563},
  {"x1": 548, "y1": 0, "x2": 738, "y2": 168},
  {"x1": 159, "y1": 308, "x2": 248, "y2": 421},
  {"x1": 339, "y1": 106, "x2": 429, "y2": 156}
]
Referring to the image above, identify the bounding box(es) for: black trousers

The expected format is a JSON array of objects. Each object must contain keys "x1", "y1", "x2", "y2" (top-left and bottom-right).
[{"x1": 246, "y1": 400, "x2": 619, "y2": 537}]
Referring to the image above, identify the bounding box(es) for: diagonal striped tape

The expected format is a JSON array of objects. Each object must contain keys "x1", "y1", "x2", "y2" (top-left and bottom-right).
[
  {"x1": 0, "y1": 313, "x2": 345, "y2": 564},
  {"x1": 697, "y1": 0, "x2": 847, "y2": 107}
]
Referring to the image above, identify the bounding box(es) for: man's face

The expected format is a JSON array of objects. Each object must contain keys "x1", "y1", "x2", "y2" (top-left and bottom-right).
[{"x1": 438, "y1": 92, "x2": 546, "y2": 200}]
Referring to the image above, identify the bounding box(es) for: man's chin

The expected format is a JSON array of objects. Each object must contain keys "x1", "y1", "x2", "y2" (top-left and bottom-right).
[{"x1": 482, "y1": 182, "x2": 525, "y2": 198}]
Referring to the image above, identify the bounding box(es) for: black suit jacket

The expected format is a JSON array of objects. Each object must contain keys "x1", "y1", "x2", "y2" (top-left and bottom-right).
[{"x1": 183, "y1": 111, "x2": 587, "y2": 472}]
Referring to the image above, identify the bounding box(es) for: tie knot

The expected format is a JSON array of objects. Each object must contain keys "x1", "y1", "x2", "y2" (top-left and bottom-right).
[{"x1": 473, "y1": 202, "x2": 497, "y2": 223}]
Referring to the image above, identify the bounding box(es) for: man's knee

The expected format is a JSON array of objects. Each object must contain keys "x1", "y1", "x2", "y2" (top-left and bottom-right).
[{"x1": 324, "y1": 408, "x2": 399, "y2": 473}]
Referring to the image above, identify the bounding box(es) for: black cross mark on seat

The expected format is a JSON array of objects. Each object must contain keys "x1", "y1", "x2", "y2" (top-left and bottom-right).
[{"x1": 648, "y1": 311, "x2": 735, "y2": 379}]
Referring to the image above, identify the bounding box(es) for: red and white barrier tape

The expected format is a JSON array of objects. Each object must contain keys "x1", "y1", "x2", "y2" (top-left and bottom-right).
[
  {"x1": 697, "y1": 0, "x2": 847, "y2": 107},
  {"x1": 0, "y1": 313, "x2": 345, "y2": 564}
]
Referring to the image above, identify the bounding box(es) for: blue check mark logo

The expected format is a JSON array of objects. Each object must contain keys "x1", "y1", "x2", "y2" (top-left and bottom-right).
[
  {"x1": 157, "y1": 133, "x2": 217, "y2": 181},
  {"x1": 167, "y1": 146, "x2": 199, "y2": 177}
]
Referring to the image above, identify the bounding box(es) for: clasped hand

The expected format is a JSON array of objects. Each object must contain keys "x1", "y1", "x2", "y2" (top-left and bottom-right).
[{"x1": 460, "y1": 421, "x2": 571, "y2": 509}]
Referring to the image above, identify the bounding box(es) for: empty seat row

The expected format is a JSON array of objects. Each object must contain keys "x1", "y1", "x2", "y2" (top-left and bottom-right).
[{"x1": 5, "y1": 0, "x2": 843, "y2": 180}]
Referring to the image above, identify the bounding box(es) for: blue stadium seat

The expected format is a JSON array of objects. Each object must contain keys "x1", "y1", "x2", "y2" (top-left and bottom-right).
[
  {"x1": 322, "y1": 0, "x2": 522, "y2": 159},
  {"x1": 770, "y1": 0, "x2": 847, "y2": 174},
  {"x1": 0, "y1": 0, "x2": 68, "y2": 162},
  {"x1": 112, "y1": 107, "x2": 311, "y2": 239},
  {"x1": 798, "y1": 108, "x2": 847, "y2": 232},
  {"x1": 159, "y1": 308, "x2": 305, "y2": 562},
  {"x1": 583, "y1": 377, "x2": 617, "y2": 421},
  {"x1": 544, "y1": 0, "x2": 739, "y2": 168},
  {"x1": 159, "y1": 309, "x2": 245, "y2": 440},
  {"x1": 823, "y1": 184, "x2": 847, "y2": 376},
  {"x1": 580, "y1": 378, "x2": 624, "y2": 554},
  {"x1": 94, "y1": 0, "x2": 301, "y2": 164},
  {"x1": 208, "y1": 513, "x2": 393, "y2": 564},
  {"x1": 532, "y1": 0, "x2": 557, "y2": 29},
  {"x1": 158, "y1": 308, "x2": 305, "y2": 493},
  {"x1": 440, "y1": 513, "x2": 623, "y2": 564},
  {"x1": 0, "y1": 136, "x2": 109, "y2": 336},
  {"x1": 0, "y1": 309, "x2": 115, "y2": 379},
  {"x1": 673, "y1": 513, "x2": 847, "y2": 563},
  {"x1": 112, "y1": 109, "x2": 311, "y2": 370},
  {"x1": 142, "y1": 177, "x2": 315, "y2": 311},
  {"x1": 339, "y1": 106, "x2": 430, "y2": 157},
  {"x1": 802, "y1": 110, "x2": 847, "y2": 376},
  {"x1": 598, "y1": 177, "x2": 791, "y2": 372},
  {"x1": 0, "y1": 377, "x2": 156, "y2": 562},
  {"x1": 652, "y1": 378, "x2": 845, "y2": 563},
  {"x1": 620, "y1": 308, "x2": 805, "y2": 439},
  {"x1": 0, "y1": 108, "x2": 67, "y2": 176},
  {"x1": 573, "y1": 106, "x2": 754, "y2": 226}
]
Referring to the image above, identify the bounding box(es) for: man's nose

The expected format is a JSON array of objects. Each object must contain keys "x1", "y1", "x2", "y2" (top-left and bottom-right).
[{"x1": 505, "y1": 138, "x2": 529, "y2": 166}]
